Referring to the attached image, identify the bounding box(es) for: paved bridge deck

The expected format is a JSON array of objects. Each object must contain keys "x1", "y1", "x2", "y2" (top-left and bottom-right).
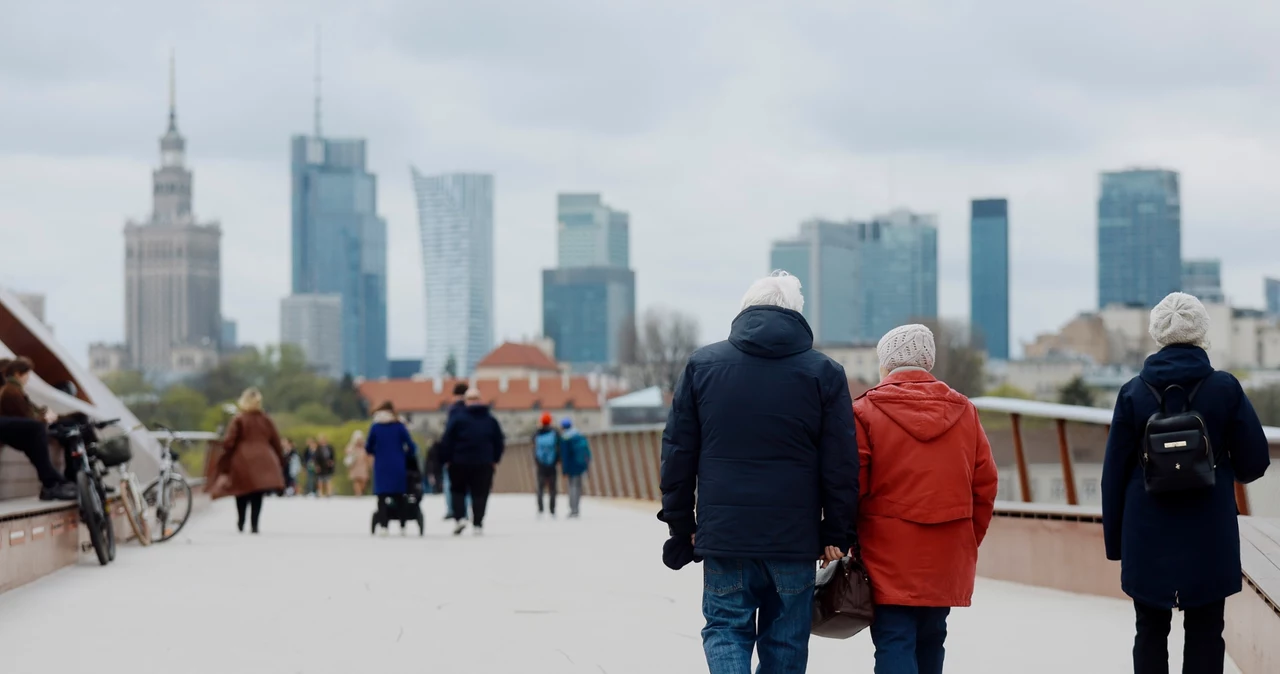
[{"x1": 0, "y1": 496, "x2": 1239, "y2": 673}]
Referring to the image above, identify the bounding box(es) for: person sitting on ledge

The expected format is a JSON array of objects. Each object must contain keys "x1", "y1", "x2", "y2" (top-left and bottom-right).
[{"x1": 0, "y1": 357, "x2": 76, "y2": 500}]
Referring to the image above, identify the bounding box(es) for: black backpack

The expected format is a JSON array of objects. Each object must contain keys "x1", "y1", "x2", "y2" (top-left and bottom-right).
[{"x1": 1140, "y1": 378, "x2": 1215, "y2": 494}]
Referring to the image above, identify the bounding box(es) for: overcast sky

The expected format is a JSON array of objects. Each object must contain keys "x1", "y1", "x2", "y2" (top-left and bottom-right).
[{"x1": 3, "y1": 1, "x2": 1279, "y2": 366}]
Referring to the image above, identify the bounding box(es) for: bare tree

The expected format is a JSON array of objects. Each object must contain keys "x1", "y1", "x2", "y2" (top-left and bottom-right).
[
  {"x1": 916, "y1": 318, "x2": 986, "y2": 398},
  {"x1": 620, "y1": 307, "x2": 701, "y2": 393}
]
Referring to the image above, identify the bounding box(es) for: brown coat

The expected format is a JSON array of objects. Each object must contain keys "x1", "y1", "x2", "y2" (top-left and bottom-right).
[
  {"x1": 0, "y1": 380, "x2": 42, "y2": 420},
  {"x1": 210, "y1": 411, "x2": 286, "y2": 498}
]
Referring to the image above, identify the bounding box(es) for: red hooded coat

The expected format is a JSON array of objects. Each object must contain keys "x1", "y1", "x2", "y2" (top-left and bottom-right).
[{"x1": 853, "y1": 368, "x2": 999, "y2": 607}]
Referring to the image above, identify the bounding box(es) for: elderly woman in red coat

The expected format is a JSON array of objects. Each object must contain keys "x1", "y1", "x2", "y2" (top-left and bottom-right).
[{"x1": 853, "y1": 324, "x2": 999, "y2": 674}]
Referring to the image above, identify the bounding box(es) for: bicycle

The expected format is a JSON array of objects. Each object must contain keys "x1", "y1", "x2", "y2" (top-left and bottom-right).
[
  {"x1": 49, "y1": 417, "x2": 117, "y2": 566},
  {"x1": 140, "y1": 424, "x2": 194, "y2": 543},
  {"x1": 108, "y1": 435, "x2": 152, "y2": 547}
]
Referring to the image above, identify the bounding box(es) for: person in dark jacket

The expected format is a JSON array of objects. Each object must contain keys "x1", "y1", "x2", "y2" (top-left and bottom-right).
[
  {"x1": 659, "y1": 271, "x2": 859, "y2": 674},
  {"x1": 532, "y1": 413, "x2": 561, "y2": 517},
  {"x1": 439, "y1": 388, "x2": 505, "y2": 536},
  {"x1": 442, "y1": 382, "x2": 470, "y2": 519},
  {"x1": 1102, "y1": 293, "x2": 1270, "y2": 674},
  {"x1": 560, "y1": 417, "x2": 592, "y2": 518},
  {"x1": 0, "y1": 357, "x2": 76, "y2": 500}
]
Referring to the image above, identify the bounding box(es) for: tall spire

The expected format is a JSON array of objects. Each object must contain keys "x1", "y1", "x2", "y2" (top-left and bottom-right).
[
  {"x1": 313, "y1": 26, "x2": 322, "y2": 138},
  {"x1": 168, "y1": 48, "x2": 177, "y2": 132}
]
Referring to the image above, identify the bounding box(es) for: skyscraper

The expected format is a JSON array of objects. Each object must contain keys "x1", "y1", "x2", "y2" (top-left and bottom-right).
[
  {"x1": 1266, "y1": 278, "x2": 1280, "y2": 317},
  {"x1": 280, "y1": 294, "x2": 344, "y2": 378},
  {"x1": 412, "y1": 170, "x2": 494, "y2": 377},
  {"x1": 770, "y1": 210, "x2": 938, "y2": 344},
  {"x1": 970, "y1": 198, "x2": 1010, "y2": 360},
  {"x1": 125, "y1": 55, "x2": 222, "y2": 378},
  {"x1": 769, "y1": 220, "x2": 859, "y2": 343},
  {"x1": 1098, "y1": 169, "x2": 1181, "y2": 309},
  {"x1": 1181, "y1": 259, "x2": 1224, "y2": 304},
  {"x1": 543, "y1": 193, "x2": 636, "y2": 370},
  {"x1": 290, "y1": 128, "x2": 387, "y2": 377}
]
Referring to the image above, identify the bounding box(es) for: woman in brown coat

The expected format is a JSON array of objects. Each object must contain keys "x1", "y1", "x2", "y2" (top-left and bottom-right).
[
  {"x1": 215, "y1": 388, "x2": 285, "y2": 533},
  {"x1": 344, "y1": 430, "x2": 372, "y2": 496}
]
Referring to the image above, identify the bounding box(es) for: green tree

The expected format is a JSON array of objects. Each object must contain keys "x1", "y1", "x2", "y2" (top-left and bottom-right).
[
  {"x1": 328, "y1": 374, "x2": 365, "y2": 421},
  {"x1": 295, "y1": 401, "x2": 340, "y2": 426},
  {"x1": 917, "y1": 319, "x2": 986, "y2": 398},
  {"x1": 1058, "y1": 376, "x2": 1095, "y2": 407},
  {"x1": 155, "y1": 386, "x2": 210, "y2": 431},
  {"x1": 986, "y1": 383, "x2": 1034, "y2": 400}
]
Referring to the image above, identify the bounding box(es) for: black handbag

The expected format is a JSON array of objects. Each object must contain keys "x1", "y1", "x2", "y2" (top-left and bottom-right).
[
  {"x1": 811, "y1": 542, "x2": 875, "y2": 639},
  {"x1": 1141, "y1": 378, "x2": 1215, "y2": 494}
]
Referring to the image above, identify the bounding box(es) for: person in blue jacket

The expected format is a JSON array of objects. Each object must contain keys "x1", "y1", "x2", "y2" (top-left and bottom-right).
[
  {"x1": 1102, "y1": 293, "x2": 1270, "y2": 674},
  {"x1": 366, "y1": 401, "x2": 419, "y2": 497},
  {"x1": 559, "y1": 417, "x2": 592, "y2": 518},
  {"x1": 658, "y1": 271, "x2": 858, "y2": 674}
]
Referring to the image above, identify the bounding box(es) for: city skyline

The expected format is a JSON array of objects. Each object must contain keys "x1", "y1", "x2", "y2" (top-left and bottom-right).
[{"x1": 4, "y1": 3, "x2": 1279, "y2": 366}]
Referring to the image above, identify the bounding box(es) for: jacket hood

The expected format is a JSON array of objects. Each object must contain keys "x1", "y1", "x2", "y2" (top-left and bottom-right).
[
  {"x1": 861, "y1": 369, "x2": 970, "y2": 442},
  {"x1": 373, "y1": 410, "x2": 397, "y2": 424},
  {"x1": 728, "y1": 306, "x2": 813, "y2": 359},
  {"x1": 1141, "y1": 344, "x2": 1214, "y2": 388},
  {"x1": 562, "y1": 428, "x2": 580, "y2": 439}
]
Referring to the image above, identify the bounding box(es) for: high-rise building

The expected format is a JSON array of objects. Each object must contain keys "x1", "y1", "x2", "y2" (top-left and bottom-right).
[
  {"x1": 557, "y1": 194, "x2": 630, "y2": 268},
  {"x1": 543, "y1": 267, "x2": 636, "y2": 370},
  {"x1": 220, "y1": 318, "x2": 237, "y2": 352},
  {"x1": 970, "y1": 199, "x2": 1010, "y2": 360},
  {"x1": 769, "y1": 220, "x2": 859, "y2": 343},
  {"x1": 125, "y1": 56, "x2": 222, "y2": 378},
  {"x1": 1098, "y1": 168, "x2": 1181, "y2": 309},
  {"x1": 770, "y1": 211, "x2": 938, "y2": 344},
  {"x1": 280, "y1": 294, "x2": 343, "y2": 379},
  {"x1": 411, "y1": 170, "x2": 494, "y2": 377},
  {"x1": 290, "y1": 55, "x2": 387, "y2": 379},
  {"x1": 1181, "y1": 259, "x2": 1224, "y2": 304},
  {"x1": 543, "y1": 193, "x2": 636, "y2": 370},
  {"x1": 1266, "y1": 278, "x2": 1280, "y2": 317}
]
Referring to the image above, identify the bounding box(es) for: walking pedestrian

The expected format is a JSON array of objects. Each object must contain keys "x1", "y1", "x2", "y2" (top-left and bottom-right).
[
  {"x1": 441, "y1": 382, "x2": 470, "y2": 519},
  {"x1": 315, "y1": 434, "x2": 337, "y2": 497},
  {"x1": 532, "y1": 413, "x2": 561, "y2": 518},
  {"x1": 658, "y1": 271, "x2": 858, "y2": 674},
  {"x1": 211, "y1": 387, "x2": 286, "y2": 534},
  {"x1": 302, "y1": 439, "x2": 318, "y2": 497},
  {"x1": 560, "y1": 417, "x2": 592, "y2": 518},
  {"x1": 1102, "y1": 293, "x2": 1271, "y2": 674},
  {"x1": 366, "y1": 401, "x2": 418, "y2": 514},
  {"x1": 854, "y1": 324, "x2": 999, "y2": 674},
  {"x1": 344, "y1": 430, "x2": 372, "y2": 496},
  {"x1": 281, "y1": 438, "x2": 301, "y2": 496},
  {"x1": 439, "y1": 387, "x2": 505, "y2": 536}
]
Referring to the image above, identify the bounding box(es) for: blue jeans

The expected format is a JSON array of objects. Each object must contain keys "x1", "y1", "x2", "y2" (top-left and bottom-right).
[
  {"x1": 869, "y1": 605, "x2": 951, "y2": 674},
  {"x1": 702, "y1": 557, "x2": 815, "y2": 674}
]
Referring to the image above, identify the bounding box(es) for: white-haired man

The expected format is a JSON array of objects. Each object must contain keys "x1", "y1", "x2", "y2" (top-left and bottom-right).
[{"x1": 659, "y1": 271, "x2": 859, "y2": 674}]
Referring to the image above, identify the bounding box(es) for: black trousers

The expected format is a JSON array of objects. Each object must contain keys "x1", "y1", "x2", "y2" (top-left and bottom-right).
[
  {"x1": 0, "y1": 418, "x2": 63, "y2": 487},
  {"x1": 449, "y1": 464, "x2": 494, "y2": 527},
  {"x1": 1134, "y1": 599, "x2": 1226, "y2": 674},
  {"x1": 235, "y1": 492, "x2": 265, "y2": 531},
  {"x1": 536, "y1": 464, "x2": 558, "y2": 514}
]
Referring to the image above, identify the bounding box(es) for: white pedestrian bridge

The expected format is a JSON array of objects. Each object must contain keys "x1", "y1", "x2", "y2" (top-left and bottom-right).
[{"x1": 0, "y1": 495, "x2": 1250, "y2": 673}]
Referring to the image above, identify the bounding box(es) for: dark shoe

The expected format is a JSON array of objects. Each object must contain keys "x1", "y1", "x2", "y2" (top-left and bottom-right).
[
  {"x1": 251, "y1": 527, "x2": 259, "y2": 535},
  {"x1": 453, "y1": 520, "x2": 468, "y2": 536},
  {"x1": 40, "y1": 482, "x2": 77, "y2": 501},
  {"x1": 237, "y1": 521, "x2": 245, "y2": 533}
]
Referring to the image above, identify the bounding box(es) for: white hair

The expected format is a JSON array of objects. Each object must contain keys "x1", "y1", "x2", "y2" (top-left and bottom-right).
[{"x1": 741, "y1": 270, "x2": 804, "y2": 313}]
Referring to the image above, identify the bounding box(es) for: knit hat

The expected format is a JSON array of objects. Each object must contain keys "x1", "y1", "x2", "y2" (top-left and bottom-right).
[
  {"x1": 539, "y1": 412, "x2": 553, "y2": 427},
  {"x1": 1149, "y1": 292, "x2": 1210, "y2": 348},
  {"x1": 876, "y1": 324, "x2": 937, "y2": 373}
]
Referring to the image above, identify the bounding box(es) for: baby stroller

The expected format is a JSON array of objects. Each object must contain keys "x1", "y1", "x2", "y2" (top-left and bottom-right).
[{"x1": 371, "y1": 450, "x2": 425, "y2": 536}]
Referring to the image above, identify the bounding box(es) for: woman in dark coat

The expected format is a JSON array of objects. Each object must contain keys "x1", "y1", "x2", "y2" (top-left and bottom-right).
[
  {"x1": 366, "y1": 401, "x2": 418, "y2": 496},
  {"x1": 1102, "y1": 293, "x2": 1270, "y2": 674},
  {"x1": 212, "y1": 387, "x2": 286, "y2": 533}
]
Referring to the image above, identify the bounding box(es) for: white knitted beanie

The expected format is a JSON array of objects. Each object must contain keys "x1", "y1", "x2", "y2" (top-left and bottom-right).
[
  {"x1": 1149, "y1": 292, "x2": 1210, "y2": 348},
  {"x1": 877, "y1": 324, "x2": 937, "y2": 373}
]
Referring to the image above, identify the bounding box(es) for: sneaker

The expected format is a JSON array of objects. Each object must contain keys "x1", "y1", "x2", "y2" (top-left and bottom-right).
[
  {"x1": 453, "y1": 520, "x2": 468, "y2": 536},
  {"x1": 39, "y1": 482, "x2": 77, "y2": 501},
  {"x1": 473, "y1": 526, "x2": 484, "y2": 536}
]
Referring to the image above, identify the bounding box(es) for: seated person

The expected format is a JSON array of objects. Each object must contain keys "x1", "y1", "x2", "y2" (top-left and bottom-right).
[{"x1": 0, "y1": 357, "x2": 76, "y2": 500}]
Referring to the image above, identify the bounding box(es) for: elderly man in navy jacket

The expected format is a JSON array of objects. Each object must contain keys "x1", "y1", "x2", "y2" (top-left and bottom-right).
[{"x1": 659, "y1": 271, "x2": 859, "y2": 674}]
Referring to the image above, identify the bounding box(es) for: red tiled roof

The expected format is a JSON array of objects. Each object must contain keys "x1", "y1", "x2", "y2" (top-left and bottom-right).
[
  {"x1": 359, "y1": 376, "x2": 600, "y2": 413},
  {"x1": 475, "y1": 342, "x2": 560, "y2": 372}
]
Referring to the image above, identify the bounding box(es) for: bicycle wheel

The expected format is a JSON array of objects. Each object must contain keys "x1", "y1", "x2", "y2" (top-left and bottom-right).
[
  {"x1": 143, "y1": 475, "x2": 193, "y2": 543},
  {"x1": 120, "y1": 477, "x2": 152, "y2": 546},
  {"x1": 77, "y1": 472, "x2": 111, "y2": 566}
]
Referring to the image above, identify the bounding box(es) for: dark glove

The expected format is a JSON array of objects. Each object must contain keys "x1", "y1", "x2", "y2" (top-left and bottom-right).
[{"x1": 662, "y1": 535, "x2": 702, "y2": 571}]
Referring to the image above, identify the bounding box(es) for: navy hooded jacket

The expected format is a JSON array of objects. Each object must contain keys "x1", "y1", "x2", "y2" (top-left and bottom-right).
[
  {"x1": 439, "y1": 404, "x2": 506, "y2": 467},
  {"x1": 1102, "y1": 345, "x2": 1270, "y2": 609},
  {"x1": 659, "y1": 305, "x2": 859, "y2": 561}
]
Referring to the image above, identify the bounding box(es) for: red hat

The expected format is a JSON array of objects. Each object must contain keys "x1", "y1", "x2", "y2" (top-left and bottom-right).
[{"x1": 539, "y1": 412, "x2": 553, "y2": 427}]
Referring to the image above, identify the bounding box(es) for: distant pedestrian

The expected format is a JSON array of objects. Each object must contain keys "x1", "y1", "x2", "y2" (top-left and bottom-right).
[
  {"x1": 559, "y1": 417, "x2": 592, "y2": 518},
  {"x1": 439, "y1": 388, "x2": 505, "y2": 536},
  {"x1": 211, "y1": 387, "x2": 286, "y2": 534},
  {"x1": 1103, "y1": 293, "x2": 1271, "y2": 674},
  {"x1": 532, "y1": 413, "x2": 562, "y2": 518},
  {"x1": 344, "y1": 430, "x2": 372, "y2": 496},
  {"x1": 854, "y1": 324, "x2": 999, "y2": 673},
  {"x1": 280, "y1": 438, "x2": 300, "y2": 496},
  {"x1": 303, "y1": 439, "x2": 318, "y2": 496},
  {"x1": 315, "y1": 435, "x2": 337, "y2": 497},
  {"x1": 366, "y1": 401, "x2": 419, "y2": 500},
  {"x1": 441, "y1": 382, "x2": 470, "y2": 519},
  {"x1": 658, "y1": 271, "x2": 857, "y2": 674}
]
